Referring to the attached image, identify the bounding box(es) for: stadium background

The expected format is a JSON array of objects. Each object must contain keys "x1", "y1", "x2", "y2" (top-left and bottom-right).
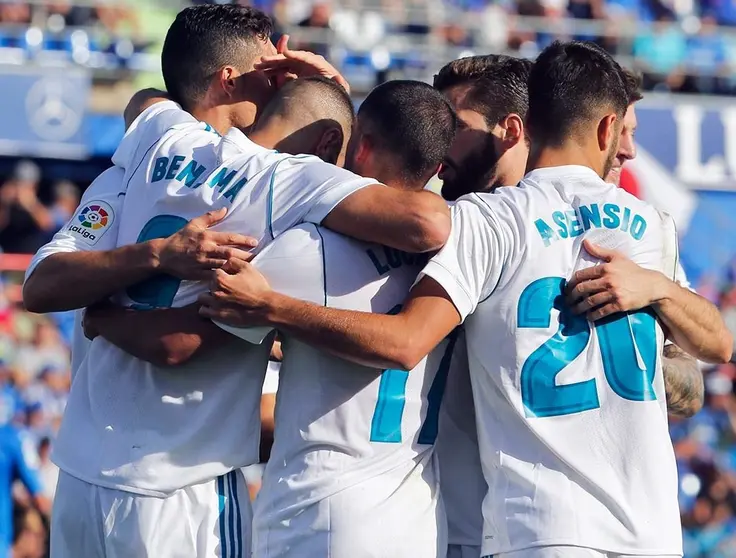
[{"x1": 1, "y1": 0, "x2": 736, "y2": 555}]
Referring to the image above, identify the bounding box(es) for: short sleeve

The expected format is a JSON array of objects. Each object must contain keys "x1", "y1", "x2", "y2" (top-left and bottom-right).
[
  {"x1": 268, "y1": 156, "x2": 377, "y2": 237},
  {"x1": 24, "y1": 167, "x2": 124, "y2": 282},
  {"x1": 112, "y1": 100, "x2": 195, "y2": 170},
  {"x1": 213, "y1": 224, "x2": 328, "y2": 344},
  {"x1": 675, "y1": 262, "x2": 692, "y2": 291},
  {"x1": 418, "y1": 197, "x2": 507, "y2": 322}
]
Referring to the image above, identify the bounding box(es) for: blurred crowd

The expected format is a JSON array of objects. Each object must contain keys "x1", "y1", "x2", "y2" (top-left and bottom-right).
[
  {"x1": 281, "y1": 0, "x2": 736, "y2": 95},
  {"x1": 2, "y1": 0, "x2": 736, "y2": 95},
  {"x1": 0, "y1": 161, "x2": 80, "y2": 256}
]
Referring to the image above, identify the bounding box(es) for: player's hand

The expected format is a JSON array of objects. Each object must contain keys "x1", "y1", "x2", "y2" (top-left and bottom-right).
[
  {"x1": 566, "y1": 239, "x2": 665, "y2": 320},
  {"x1": 197, "y1": 258, "x2": 274, "y2": 326},
  {"x1": 255, "y1": 34, "x2": 351, "y2": 94},
  {"x1": 154, "y1": 208, "x2": 258, "y2": 281},
  {"x1": 82, "y1": 300, "x2": 114, "y2": 340}
]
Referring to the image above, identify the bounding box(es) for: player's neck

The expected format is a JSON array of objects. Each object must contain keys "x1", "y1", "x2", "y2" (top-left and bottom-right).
[
  {"x1": 527, "y1": 144, "x2": 604, "y2": 178},
  {"x1": 190, "y1": 105, "x2": 238, "y2": 136}
]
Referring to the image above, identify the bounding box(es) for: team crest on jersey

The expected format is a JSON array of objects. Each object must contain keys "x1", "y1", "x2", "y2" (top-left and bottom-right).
[{"x1": 67, "y1": 200, "x2": 114, "y2": 246}]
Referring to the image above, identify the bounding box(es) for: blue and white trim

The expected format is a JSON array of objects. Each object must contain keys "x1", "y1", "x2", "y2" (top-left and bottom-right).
[{"x1": 216, "y1": 471, "x2": 245, "y2": 558}]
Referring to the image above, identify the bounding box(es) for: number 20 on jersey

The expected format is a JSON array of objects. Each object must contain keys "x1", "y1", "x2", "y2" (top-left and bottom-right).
[{"x1": 518, "y1": 276, "x2": 658, "y2": 418}]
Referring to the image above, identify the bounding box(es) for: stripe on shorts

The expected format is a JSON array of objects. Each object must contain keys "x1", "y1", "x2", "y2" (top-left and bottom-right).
[
  {"x1": 217, "y1": 475, "x2": 228, "y2": 557},
  {"x1": 230, "y1": 470, "x2": 244, "y2": 558}
]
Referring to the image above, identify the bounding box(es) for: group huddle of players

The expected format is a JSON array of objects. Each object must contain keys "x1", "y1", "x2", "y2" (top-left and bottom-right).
[{"x1": 20, "y1": 3, "x2": 735, "y2": 558}]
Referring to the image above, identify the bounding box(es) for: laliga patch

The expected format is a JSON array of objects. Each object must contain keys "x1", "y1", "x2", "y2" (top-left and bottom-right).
[{"x1": 66, "y1": 200, "x2": 115, "y2": 246}]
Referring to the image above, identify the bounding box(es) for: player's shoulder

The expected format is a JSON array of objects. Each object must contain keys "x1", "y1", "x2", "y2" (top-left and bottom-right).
[
  {"x1": 113, "y1": 101, "x2": 201, "y2": 168},
  {"x1": 84, "y1": 166, "x2": 125, "y2": 199},
  {"x1": 603, "y1": 182, "x2": 659, "y2": 219},
  {"x1": 258, "y1": 224, "x2": 328, "y2": 267},
  {"x1": 454, "y1": 188, "x2": 527, "y2": 230}
]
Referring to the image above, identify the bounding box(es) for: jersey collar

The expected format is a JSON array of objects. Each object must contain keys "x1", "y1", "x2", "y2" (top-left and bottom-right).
[{"x1": 524, "y1": 165, "x2": 603, "y2": 184}]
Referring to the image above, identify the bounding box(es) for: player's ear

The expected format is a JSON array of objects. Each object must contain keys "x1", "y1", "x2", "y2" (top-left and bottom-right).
[
  {"x1": 500, "y1": 113, "x2": 524, "y2": 148},
  {"x1": 597, "y1": 113, "x2": 618, "y2": 153},
  {"x1": 218, "y1": 66, "x2": 239, "y2": 100},
  {"x1": 314, "y1": 127, "x2": 344, "y2": 166}
]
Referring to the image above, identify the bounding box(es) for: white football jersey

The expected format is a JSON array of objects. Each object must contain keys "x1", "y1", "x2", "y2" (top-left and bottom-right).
[
  {"x1": 435, "y1": 329, "x2": 484, "y2": 548},
  {"x1": 51, "y1": 102, "x2": 379, "y2": 496},
  {"x1": 421, "y1": 166, "x2": 682, "y2": 556},
  {"x1": 246, "y1": 224, "x2": 450, "y2": 558},
  {"x1": 25, "y1": 167, "x2": 124, "y2": 380}
]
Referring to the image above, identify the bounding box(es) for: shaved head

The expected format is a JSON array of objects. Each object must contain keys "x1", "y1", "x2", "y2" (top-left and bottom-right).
[{"x1": 252, "y1": 77, "x2": 355, "y2": 164}]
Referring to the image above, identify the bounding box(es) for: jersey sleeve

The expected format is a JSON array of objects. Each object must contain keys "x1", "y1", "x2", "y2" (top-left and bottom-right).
[
  {"x1": 24, "y1": 167, "x2": 124, "y2": 282},
  {"x1": 417, "y1": 196, "x2": 508, "y2": 322},
  {"x1": 112, "y1": 100, "x2": 195, "y2": 170},
  {"x1": 213, "y1": 224, "x2": 328, "y2": 343},
  {"x1": 675, "y1": 262, "x2": 692, "y2": 291},
  {"x1": 267, "y1": 156, "x2": 378, "y2": 238},
  {"x1": 12, "y1": 431, "x2": 42, "y2": 497}
]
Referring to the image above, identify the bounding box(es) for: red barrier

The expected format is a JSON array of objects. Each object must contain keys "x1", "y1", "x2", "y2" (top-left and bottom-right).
[{"x1": 0, "y1": 254, "x2": 32, "y2": 272}]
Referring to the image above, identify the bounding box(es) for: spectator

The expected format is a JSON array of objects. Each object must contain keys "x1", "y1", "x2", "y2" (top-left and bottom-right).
[
  {"x1": 11, "y1": 507, "x2": 46, "y2": 558},
  {"x1": 13, "y1": 321, "x2": 69, "y2": 382},
  {"x1": 633, "y1": 13, "x2": 687, "y2": 91},
  {"x1": 36, "y1": 438, "x2": 57, "y2": 503},
  {"x1": 297, "y1": 1, "x2": 332, "y2": 55},
  {"x1": 683, "y1": 14, "x2": 729, "y2": 94},
  {"x1": 47, "y1": 180, "x2": 80, "y2": 236},
  {"x1": 0, "y1": 418, "x2": 48, "y2": 557},
  {"x1": 0, "y1": 162, "x2": 54, "y2": 255}
]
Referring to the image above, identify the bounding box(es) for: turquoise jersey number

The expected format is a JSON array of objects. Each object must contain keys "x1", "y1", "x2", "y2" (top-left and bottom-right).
[
  {"x1": 126, "y1": 215, "x2": 189, "y2": 309},
  {"x1": 370, "y1": 305, "x2": 457, "y2": 444},
  {"x1": 518, "y1": 276, "x2": 657, "y2": 418}
]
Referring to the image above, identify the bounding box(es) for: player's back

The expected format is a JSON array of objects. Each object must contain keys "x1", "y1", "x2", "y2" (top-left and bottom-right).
[
  {"x1": 461, "y1": 166, "x2": 681, "y2": 555},
  {"x1": 53, "y1": 103, "x2": 376, "y2": 496},
  {"x1": 251, "y1": 224, "x2": 450, "y2": 558}
]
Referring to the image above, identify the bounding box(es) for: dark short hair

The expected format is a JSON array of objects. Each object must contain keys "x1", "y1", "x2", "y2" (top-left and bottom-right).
[
  {"x1": 622, "y1": 68, "x2": 643, "y2": 104},
  {"x1": 433, "y1": 55, "x2": 532, "y2": 127},
  {"x1": 527, "y1": 41, "x2": 629, "y2": 147},
  {"x1": 262, "y1": 76, "x2": 355, "y2": 132},
  {"x1": 359, "y1": 80, "x2": 457, "y2": 184},
  {"x1": 161, "y1": 5, "x2": 273, "y2": 110}
]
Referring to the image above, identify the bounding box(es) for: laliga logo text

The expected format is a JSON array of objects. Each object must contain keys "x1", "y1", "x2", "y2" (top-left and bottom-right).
[{"x1": 70, "y1": 204, "x2": 110, "y2": 242}]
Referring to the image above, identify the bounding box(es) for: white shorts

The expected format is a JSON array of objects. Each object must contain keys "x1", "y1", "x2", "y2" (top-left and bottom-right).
[
  {"x1": 51, "y1": 469, "x2": 251, "y2": 558},
  {"x1": 486, "y1": 547, "x2": 681, "y2": 558},
  {"x1": 448, "y1": 543, "x2": 481, "y2": 558},
  {"x1": 253, "y1": 460, "x2": 445, "y2": 558}
]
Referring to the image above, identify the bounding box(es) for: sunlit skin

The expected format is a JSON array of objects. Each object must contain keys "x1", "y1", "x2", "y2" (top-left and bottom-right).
[
  {"x1": 606, "y1": 104, "x2": 637, "y2": 186},
  {"x1": 438, "y1": 85, "x2": 528, "y2": 200}
]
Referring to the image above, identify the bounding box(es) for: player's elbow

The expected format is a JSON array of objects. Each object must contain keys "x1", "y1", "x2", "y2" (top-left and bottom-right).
[
  {"x1": 406, "y1": 200, "x2": 451, "y2": 253},
  {"x1": 391, "y1": 340, "x2": 425, "y2": 371},
  {"x1": 714, "y1": 330, "x2": 734, "y2": 364},
  {"x1": 22, "y1": 274, "x2": 53, "y2": 314}
]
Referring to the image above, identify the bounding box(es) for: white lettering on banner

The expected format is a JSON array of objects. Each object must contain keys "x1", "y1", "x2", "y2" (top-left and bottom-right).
[{"x1": 674, "y1": 105, "x2": 726, "y2": 185}]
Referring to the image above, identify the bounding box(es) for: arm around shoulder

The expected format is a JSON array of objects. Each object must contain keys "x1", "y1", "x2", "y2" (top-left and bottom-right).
[{"x1": 322, "y1": 186, "x2": 450, "y2": 253}]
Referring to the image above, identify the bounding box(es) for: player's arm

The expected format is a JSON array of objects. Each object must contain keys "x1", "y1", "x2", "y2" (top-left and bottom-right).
[
  {"x1": 202, "y1": 199, "x2": 502, "y2": 368},
  {"x1": 84, "y1": 303, "x2": 231, "y2": 367},
  {"x1": 662, "y1": 343, "x2": 704, "y2": 418},
  {"x1": 202, "y1": 267, "x2": 460, "y2": 370},
  {"x1": 270, "y1": 159, "x2": 450, "y2": 254},
  {"x1": 322, "y1": 186, "x2": 450, "y2": 254},
  {"x1": 83, "y1": 227, "x2": 324, "y2": 367},
  {"x1": 24, "y1": 207, "x2": 256, "y2": 314},
  {"x1": 566, "y1": 239, "x2": 733, "y2": 364}
]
